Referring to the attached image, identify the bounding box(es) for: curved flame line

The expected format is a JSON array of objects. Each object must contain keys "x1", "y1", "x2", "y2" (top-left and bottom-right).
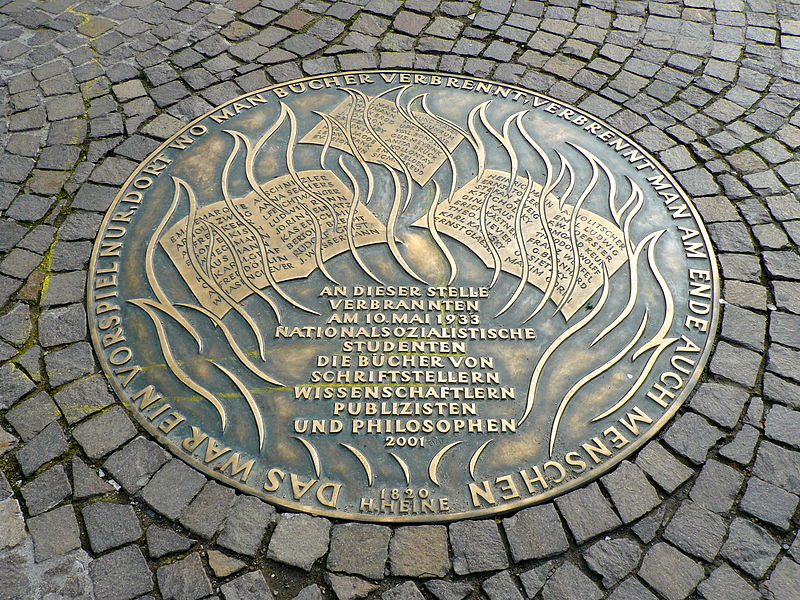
[
  {"x1": 519, "y1": 264, "x2": 611, "y2": 427},
  {"x1": 590, "y1": 227, "x2": 658, "y2": 348},
  {"x1": 283, "y1": 104, "x2": 339, "y2": 285},
  {"x1": 428, "y1": 441, "x2": 462, "y2": 486},
  {"x1": 469, "y1": 440, "x2": 493, "y2": 481},
  {"x1": 473, "y1": 101, "x2": 503, "y2": 286},
  {"x1": 144, "y1": 182, "x2": 202, "y2": 351},
  {"x1": 177, "y1": 176, "x2": 268, "y2": 361},
  {"x1": 294, "y1": 436, "x2": 321, "y2": 477},
  {"x1": 467, "y1": 102, "x2": 487, "y2": 181},
  {"x1": 175, "y1": 303, "x2": 283, "y2": 386},
  {"x1": 419, "y1": 93, "x2": 483, "y2": 181},
  {"x1": 213, "y1": 361, "x2": 265, "y2": 450},
  {"x1": 517, "y1": 117, "x2": 559, "y2": 322},
  {"x1": 495, "y1": 171, "x2": 533, "y2": 317},
  {"x1": 389, "y1": 452, "x2": 410, "y2": 485},
  {"x1": 348, "y1": 87, "x2": 415, "y2": 211},
  {"x1": 551, "y1": 310, "x2": 649, "y2": 452},
  {"x1": 202, "y1": 218, "x2": 283, "y2": 322},
  {"x1": 555, "y1": 151, "x2": 597, "y2": 315},
  {"x1": 337, "y1": 153, "x2": 386, "y2": 285},
  {"x1": 340, "y1": 443, "x2": 373, "y2": 486},
  {"x1": 593, "y1": 232, "x2": 678, "y2": 421},
  {"x1": 222, "y1": 129, "x2": 317, "y2": 316},
  {"x1": 341, "y1": 88, "x2": 426, "y2": 284},
  {"x1": 129, "y1": 298, "x2": 226, "y2": 429},
  {"x1": 552, "y1": 149, "x2": 575, "y2": 211},
  {"x1": 399, "y1": 92, "x2": 458, "y2": 285}
]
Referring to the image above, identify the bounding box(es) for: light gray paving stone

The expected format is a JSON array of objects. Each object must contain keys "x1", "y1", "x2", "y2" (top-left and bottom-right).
[
  {"x1": 220, "y1": 570, "x2": 271, "y2": 600},
  {"x1": 5, "y1": 392, "x2": 60, "y2": 441},
  {"x1": 554, "y1": 482, "x2": 622, "y2": 544},
  {"x1": 517, "y1": 561, "x2": 554, "y2": 599},
  {"x1": 639, "y1": 543, "x2": 704, "y2": 600},
  {"x1": 328, "y1": 523, "x2": 391, "y2": 580},
  {"x1": 388, "y1": 524, "x2": 449, "y2": 578},
  {"x1": 764, "y1": 404, "x2": 800, "y2": 448},
  {"x1": 72, "y1": 405, "x2": 137, "y2": 459},
  {"x1": 739, "y1": 476, "x2": 799, "y2": 529},
  {"x1": 217, "y1": 495, "x2": 275, "y2": 557},
  {"x1": 382, "y1": 581, "x2": 424, "y2": 600},
  {"x1": 753, "y1": 440, "x2": 800, "y2": 493},
  {"x1": 71, "y1": 456, "x2": 114, "y2": 499},
  {"x1": 689, "y1": 459, "x2": 744, "y2": 513},
  {"x1": 0, "y1": 498, "x2": 26, "y2": 551},
  {"x1": 689, "y1": 382, "x2": 749, "y2": 429},
  {"x1": 178, "y1": 480, "x2": 236, "y2": 540},
  {"x1": 146, "y1": 525, "x2": 194, "y2": 559},
  {"x1": 0, "y1": 303, "x2": 32, "y2": 346},
  {"x1": 449, "y1": 519, "x2": 508, "y2": 575},
  {"x1": 326, "y1": 572, "x2": 380, "y2": 600},
  {"x1": 607, "y1": 577, "x2": 659, "y2": 600},
  {"x1": 721, "y1": 518, "x2": 781, "y2": 578},
  {"x1": 90, "y1": 545, "x2": 153, "y2": 600},
  {"x1": 294, "y1": 584, "x2": 323, "y2": 600},
  {"x1": 425, "y1": 579, "x2": 473, "y2": 600},
  {"x1": 761, "y1": 557, "x2": 800, "y2": 600},
  {"x1": 541, "y1": 561, "x2": 603, "y2": 600},
  {"x1": 156, "y1": 553, "x2": 213, "y2": 600},
  {"x1": 709, "y1": 341, "x2": 762, "y2": 387},
  {"x1": 207, "y1": 550, "x2": 246, "y2": 578},
  {"x1": 53, "y1": 374, "x2": 116, "y2": 424},
  {"x1": 15, "y1": 421, "x2": 68, "y2": 476},
  {"x1": 664, "y1": 412, "x2": 725, "y2": 464},
  {"x1": 719, "y1": 424, "x2": 759, "y2": 464},
  {"x1": 764, "y1": 372, "x2": 800, "y2": 409},
  {"x1": 139, "y1": 458, "x2": 206, "y2": 520},
  {"x1": 0, "y1": 362, "x2": 36, "y2": 410},
  {"x1": 27, "y1": 505, "x2": 81, "y2": 562},
  {"x1": 82, "y1": 501, "x2": 143, "y2": 553},
  {"x1": 267, "y1": 513, "x2": 331, "y2": 571},
  {"x1": 583, "y1": 537, "x2": 642, "y2": 588},
  {"x1": 103, "y1": 436, "x2": 171, "y2": 494},
  {"x1": 0, "y1": 543, "x2": 32, "y2": 599},
  {"x1": 663, "y1": 500, "x2": 727, "y2": 561},
  {"x1": 44, "y1": 341, "x2": 94, "y2": 387},
  {"x1": 481, "y1": 571, "x2": 523, "y2": 600},
  {"x1": 20, "y1": 463, "x2": 71, "y2": 515},
  {"x1": 41, "y1": 271, "x2": 87, "y2": 307},
  {"x1": 502, "y1": 503, "x2": 569, "y2": 561},
  {"x1": 697, "y1": 563, "x2": 759, "y2": 600},
  {"x1": 601, "y1": 460, "x2": 661, "y2": 523}
]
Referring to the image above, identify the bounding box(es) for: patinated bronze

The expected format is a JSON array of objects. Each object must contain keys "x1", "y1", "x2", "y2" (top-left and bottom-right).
[{"x1": 88, "y1": 71, "x2": 720, "y2": 522}]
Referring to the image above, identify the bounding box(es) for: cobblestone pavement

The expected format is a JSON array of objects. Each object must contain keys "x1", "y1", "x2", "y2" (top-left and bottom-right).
[{"x1": 1, "y1": 0, "x2": 800, "y2": 599}]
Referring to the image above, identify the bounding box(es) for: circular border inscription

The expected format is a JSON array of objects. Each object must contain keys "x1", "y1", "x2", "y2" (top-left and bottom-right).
[{"x1": 88, "y1": 70, "x2": 720, "y2": 522}]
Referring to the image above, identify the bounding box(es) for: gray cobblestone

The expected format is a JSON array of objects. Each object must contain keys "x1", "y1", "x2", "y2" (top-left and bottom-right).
[
  {"x1": 639, "y1": 543, "x2": 704, "y2": 600},
  {"x1": 503, "y1": 503, "x2": 568, "y2": 561},
  {"x1": 449, "y1": 519, "x2": 507, "y2": 575},
  {"x1": 140, "y1": 458, "x2": 206, "y2": 520},
  {"x1": 28, "y1": 504, "x2": 81, "y2": 562},
  {"x1": 82, "y1": 501, "x2": 143, "y2": 553},
  {"x1": 146, "y1": 525, "x2": 194, "y2": 559},
  {"x1": 268, "y1": 513, "x2": 331, "y2": 571},
  {"x1": 721, "y1": 518, "x2": 781, "y2": 577},
  {"x1": 217, "y1": 495, "x2": 275, "y2": 557},
  {"x1": 555, "y1": 483, "x2": 622, "y2": 544},
  {"x1": 90, "y1": 545, "x2": 153, "y2": 600}
]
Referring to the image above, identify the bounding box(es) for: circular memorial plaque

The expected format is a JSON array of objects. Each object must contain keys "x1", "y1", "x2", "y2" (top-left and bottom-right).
[{"x1": 88, "y1": 70, "x2": 720, "y2": 522}]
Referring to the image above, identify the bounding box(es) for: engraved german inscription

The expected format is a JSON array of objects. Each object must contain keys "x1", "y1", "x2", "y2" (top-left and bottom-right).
[{"x1": 88, "y1": 70, "x2": 720, "y2": 522}]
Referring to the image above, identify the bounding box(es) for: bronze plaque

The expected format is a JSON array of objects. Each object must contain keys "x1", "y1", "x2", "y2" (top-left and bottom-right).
[{"x1": 88, "y1": 71, "x2": 719, "y2": 522}]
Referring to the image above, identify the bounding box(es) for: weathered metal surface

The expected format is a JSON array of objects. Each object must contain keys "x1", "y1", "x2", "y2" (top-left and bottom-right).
[{"x1": 88, "y1": 70, "x2": 719, "y2": 522}]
